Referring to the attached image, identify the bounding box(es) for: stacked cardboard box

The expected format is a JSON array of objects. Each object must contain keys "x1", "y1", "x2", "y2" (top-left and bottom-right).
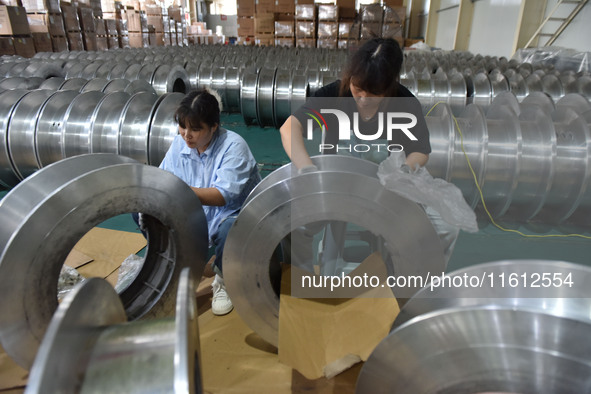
[
  {"x1": 254, "y1": 0, "x2": 274, "y2": 46},
  {"x1": 145, "y1": 2, "x2": 164, "y2": 46},
  {"x1": 273, "y1": 0, "x2": 294, "y2": 47},
  {"x1": 295, "y1": 1, "x2": 315, "y2": 48},
  {"x1": 317, "y1": 3, "x2": 337, "y2": 48},
  {"x1": 27, "y1": 8, "x2": 66, "y2": 52},
  {"x1": 78, "y1": 6, "x2": 97, "y2": 50},
  {"x1": 60, "y1": 3, "x2": 85, "y2": 50},
  {"x1": 126, "y1": 8, "x2": 141, "y2": 47},
  {"x1": 336, "y1": 0, "x2": 355, "y2": 48},
  {"x1": 237, "y1": 0, "x2": 254, "y2": 43},
  {"x1": 0, "y1": 5, "x2": 36, "y2": 57}
]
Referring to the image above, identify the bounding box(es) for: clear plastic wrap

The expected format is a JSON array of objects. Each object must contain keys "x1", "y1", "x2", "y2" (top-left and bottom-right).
[
  {"x1": 114, "y1": 254, "x2": 145, "y2": 293},
  {"x1": 512, "y1": 47, "x2": 590, "y2": 74},
  {"x1": 377, "y1": 152, "x2": 479, "y2": 233},
  {"x1": 58, "y1": 265, "x2": 85, "y2": 299}
]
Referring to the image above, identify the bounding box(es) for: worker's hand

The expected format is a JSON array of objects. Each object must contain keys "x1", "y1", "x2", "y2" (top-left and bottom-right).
[
  {"x1": 400, "y1": 163, "x2": 419, "y2": 174},
  {"x1": 297, "y1": 164, "x2": 318, "y2": 175}
]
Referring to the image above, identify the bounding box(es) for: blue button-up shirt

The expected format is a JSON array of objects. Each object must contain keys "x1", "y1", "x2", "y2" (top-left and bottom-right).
[{"x1": 159, "y1": 127, "x2": 260, "y2": 241}]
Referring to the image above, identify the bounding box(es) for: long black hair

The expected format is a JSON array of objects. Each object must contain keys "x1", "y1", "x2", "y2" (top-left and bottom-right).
[
  {"x1": 174, "y1": 88, "x2": 220, "y2": 130},
  {"x1": 339, "y1": 38, "x2": 404, "y2": 97}
]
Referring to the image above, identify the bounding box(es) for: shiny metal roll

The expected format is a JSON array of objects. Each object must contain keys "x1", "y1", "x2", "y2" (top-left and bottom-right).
[
  {"x1": 119, "y1": 92, "x2": 158, "y2": 163},
  {"x1": 0, "y1": 77, "x2": 37, "y2": 90},
  {"x1": 80, "y1": 78, "x2": 110, "y2": 93},
  {"x1": 22, "y1": 62, "x2": 64, "y2": 79},
  {"x1": 151, "y1": 64, "x2": 190, "y2": 95},
  {"x1": 79, "y1": 61, "x2": 104, "y2": 79},
  {"x1": 109, "y1": 62, "x2": 131, "y2": 79},
  {"x1": 273, "y1": 69, "x2": 292, "y2": 129},
  {"x1": 35, "y1": 90, "x2": 80, "y2": 168},
  {"x1": 225, "y1": 66, "x2": 241, "y2": 112},
  {"x1": 184, "y1": 62, "x2": 199, "y2": 91},
  {"x1": 38, "y1": 77, "x2": 65, "y2": 90},
  {"x1": 59, "y1": 78, "x2": 88, "y2": 92},
  {"x1": 64, "y1": 62, "x2": 88, "y2": 79},
  {"x1": 94, "y1": 62, "x2": 115, "y2": 78},
  {"x1": 357, "y1": 307, "x2": 591, "y2": 394},
  {"x1": 224, "y1": 164, "x2": 445, "y2": 347},
  {"x1": 125, "y1": 79, "x2": 157, "y2": 96},
  {"x1": 7, "y1": 90, "x2": 54, "y2": 180},
  {"x1": 0, "y1": 153, "x2": 208, "y2": 369},
  {"x1": 196, "y1": 62, "x2": 213, "y2": 90},
  {"x1": 62, "y1": 91, "x2": 105, "y2": 158},
  {"x1": 256, "y1": 67, "x2": 277, "y2": 128},
  {"x1": 240, "y1": 68, "x2": 258, "y2": 125},
  {"x1": 0, "y1": 89, "x2": 30, "y2": 188},
  {"x1": 103, "y1": 78, "x2": 131, "y2": 93},
  {"x1": 26, "y1": 268, "x2": 202, "y2": 393},
  {"x1": 542, "y1": 73, "x2": 564, "y2": 101},
  {"x1": 90, "y1": 91, "x2": 131, "y2": 155},
  {"x1": 392, "y1": 259, "x2": 591, "y2": 329},
  {"x1": 124, "y1": 63, "x2": 143, "y2": 81},
  {"x1": 148, "y1": 93, "x2": 183, "y2": 166},
  {"x1": 210, "y1": 67, "x2": 227, "y2": 109},
  {"x1": 137, "y1": 63, "x2": 159, "y2": 84}
]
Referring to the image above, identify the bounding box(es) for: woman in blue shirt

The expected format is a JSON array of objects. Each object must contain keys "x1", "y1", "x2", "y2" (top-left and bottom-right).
[{"x1": 159, "y1": 89, "x2": 261, "y2": 315}]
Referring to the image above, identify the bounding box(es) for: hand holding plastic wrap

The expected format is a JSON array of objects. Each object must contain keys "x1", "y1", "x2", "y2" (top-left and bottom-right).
[{"x1": 377, "y1": 152, "x2": 479, "y2": 233}]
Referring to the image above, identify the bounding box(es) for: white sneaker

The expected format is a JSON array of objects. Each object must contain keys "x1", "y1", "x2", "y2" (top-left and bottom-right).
[{"x1": 212, "y1": 274, "x2": 233, "y2": 315}]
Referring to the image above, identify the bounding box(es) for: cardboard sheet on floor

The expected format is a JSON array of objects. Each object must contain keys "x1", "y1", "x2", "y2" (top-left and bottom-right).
[
  {"x1": 278, "y1": 252, "x2": 400, "y2": 380},
  {"x1": 69, "y1": 227, "x2": 146, "y2": 281},
  {"x1": 0, "y1": 343, "x2": 27, "y2": 392}
]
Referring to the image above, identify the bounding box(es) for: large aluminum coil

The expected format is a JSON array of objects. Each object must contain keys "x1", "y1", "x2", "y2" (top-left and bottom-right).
[
  {"x1": 150, "y1": 64, "x2": 191, "y2": 95},
  {"x1": 62, "y1": 90, "x2": 105, "y2": 158},
  {"x1": 119, "y1": 91, "x2": 159, "y2": 164},
  {"x1": 90, "y1": 91, "x2": 131, "y2": 154},
  {"x1": 148, "y1": 92, "x2": 184, "y2": 166},
  {"x1": 26, "y1": 268, "x2": 202, "y2": 394},
  {"x1": 356, "y1": 307, "x2": 591, "y2": 393},
  {"x1": 0, "y1": 89, "x2": 30, "y2": 188},
  {"x1": 0, "y1": 153, "x2": 208, "y2": 369},
  {"x1": 224, "y1": 155, "x2": 445, "y2": 347},
  {"x1": 392, "y1": 259, "x2": 591, "y2": 330}
]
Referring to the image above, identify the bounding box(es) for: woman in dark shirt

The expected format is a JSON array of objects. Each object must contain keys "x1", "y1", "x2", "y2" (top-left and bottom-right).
[{"x1": 280, "y1": 37, "x2": 431, "y2": 171}]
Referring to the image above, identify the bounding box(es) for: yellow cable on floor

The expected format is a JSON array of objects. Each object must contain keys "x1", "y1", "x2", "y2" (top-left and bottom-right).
[{"x1": 426, "y1": 101, "x2": 591, "y2": 240}]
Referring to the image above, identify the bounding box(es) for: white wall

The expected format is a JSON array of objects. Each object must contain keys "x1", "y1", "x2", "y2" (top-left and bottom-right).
[
  {"x1": 434, "y1": 0, "x2": 459, "y2": 50},
  {"x1": 430, "y1": 0, "x2": 591, "y2": 58},
  {"x1": 469, "y1": 0, "x2": 522, "y2": 58},
  {"x1": 541, "y1": 0, "x2": 591, "y2": 53}
]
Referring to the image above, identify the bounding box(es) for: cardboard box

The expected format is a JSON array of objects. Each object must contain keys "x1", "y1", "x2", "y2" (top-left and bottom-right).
[
  {"x1": 237, "y1": 0, "x2": 255, "y2": 17},
  {"x1": 168, "y1": 6, "x2": 181, "y2": 22},
  {"x1": 295, "y1": 20, "x2": 314, "y2": 37},
  {"x1": 94, "y1": 15, "x2": 105, "y2": 34},
  {"x1": 107, "y1": 34, "x2": 118, "y2": 47},
  {"x1": 360, "y1": 4, "x2": 383, "y2": 22},
  {"x1": 104, "y1": 17, "x2": 117, "y2": 34},
  {"x1": 255, "y1": 32, "x2": 273, "y2": 45},
  {"x1": 66, "y1": 30, "x2": 83, "y2": 49},
  {"x1": 295, "y1": 0, "x2": 313, "y2": 4},
  {"x1": 143, "y1": 3, "x2": 164, "y2": 15},
  {"x1": 2, "y1": 0, "x2": 22, "y2": 6},
  {"x1": 61, "y1": 4, "x2": 80, "y2": 31},
  {"x1": 27, "y1": 12, "x2": 66, "y2": 36},
  {"x1": 95, "y1": 33, "x2": 107, "y2": 49},
  {"x1": 317, "y1": 37, "x2": 336, "y2": 48},
  {"x1": 338, "y1": 38, "x2": 347, "y2": 48},
  {"x1": 0, "y1": 6, "x2": 30, "y2": 35},
  {"x1": 150, "y1": 31, "x2": 164, "y2": 45},
  {"x1": 32, "y1": 31, "x2": 52, "y2": 52},
  {"x1": 78, "y1": 6, "x2": 95, "y2": 31},
  {"x1": 274, "y1": 20, "x2": 293, "y2": 36},
  {"x1": 360, "y1": 22, "x2": 380, "y2": 38},
  {"x1": 274, "y1": 36, "x2": 293, "y2": 46},
  {"x1": 295, "y1": 36, "x2": 314, "y2": 47},
  {"x1": 21, "y1": 0, "x2": 60, "y2": 12},
  {"x1": 295, "y1": 3, "x2": 315, "y2": 20},
  {"x1": 256, "y1": 0, "x2": 274, "y2": 13},
  {"x1": 237, "y1": 16, "x2": 254, "y2": 37},
  {"x1": 384, "y1": 5, "x2": 404, "y2": 24},
  {"x1": 13, "y1": 35, "x2": 35, "y2": 57},
  {"x1": 338, "y1": 20, "x2": 353, "y2": 38},
  {"x1": 50, "y1": 33, "x2": 67, "y2": 51},
  {"x1": 339, "y1": 6, "x2": 356, "y2": 19},
  {"x1": 82, "y1": 29, "x2": 96, "y2": 49},
  {"x1": 275, "y1": 0, "x2": 294, "y2": 14},
  {"x1": 0, "y1": 36, "x2": 14, "y2": 55},
  {"x1": 125, "y1": 9, "x2": 140, "y2": 31},
  {"x1": 100, "y1": 0, "x2": 116, "y2": 12},
  {"x1": 128, "y1": 30, "x2": 142, "y2": 47},
  {"x1": 254, "y1": 13, "x2": 274, "y2": 34},
  {"x1": 336, "y1": 0, "x2": 354, "y2": 8},
  {"x1": 317, "y1": 21, "x2": 336, "y2": 37},
  {"x1": 27, "y1": 13, "x2": 49, "y2": 33},
  {"x1": 318, "y1": 4, "x2": 337, "y2": 20},
  {"x1": 147, "y1": 14, "x2": 163, "y2": 32}
]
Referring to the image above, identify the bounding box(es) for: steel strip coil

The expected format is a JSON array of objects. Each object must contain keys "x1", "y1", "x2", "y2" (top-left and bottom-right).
[
  {"x1": 240, "y1": 68, "x2": 258, "y2": 125},
  {"x1": 62, "y1": 91, "x2": 105, "y2": 158},
  {"x1": 35, "y1": 90, "x2": 80, "y2": 168},
  {"x1": 7, "y1": 90, "x2": 54, "y2": 180},
  {"x1": 119, "y1": 92, "x2": 159, "y2": 163},
  {"x1": 38, "y1": 77, "x2": 65, "y2": 90},
  {"x1": 90, "y1": 92, "x2": 131, "y2": 155},
  {"x1": 59, "y1": 78, "x2": 88, "y2": 92},
  {"x1": 148, "y1": 92, "x2": 184, "y2": 166},
  {"x1": 0, "y1": 89, "x2": 30, "y2": 187},
  {"x1": 256, "y1": 67, "x2": 277, "y2": 128},
  {"x1": 26, "y1": 268, "x2": 202, "y2": 393},
  {"x1": 357, "y1": 307, "x2": 591, "y2": 393},
  {"x1": 224, "y1": 169, "x2": 445, "y2": 347},
  {"x1": 80, "y1": 78, "x2": 110, "y2": 93},
  {"x1": 0, "y1": 153, "x2": 208, "y2": 369}
]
